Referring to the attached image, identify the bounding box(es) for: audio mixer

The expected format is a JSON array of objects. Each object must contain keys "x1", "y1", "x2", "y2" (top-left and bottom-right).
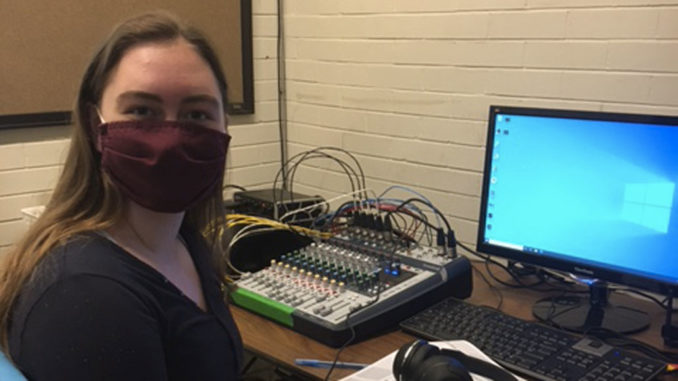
[{"x1": 230, "y1": 227, "x2": 473, "y2": 347}]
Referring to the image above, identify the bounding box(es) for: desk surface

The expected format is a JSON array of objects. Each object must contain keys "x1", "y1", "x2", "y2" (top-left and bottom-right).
[{"x1": 231, "y1": 261, "x2": 674, "y2": 380}]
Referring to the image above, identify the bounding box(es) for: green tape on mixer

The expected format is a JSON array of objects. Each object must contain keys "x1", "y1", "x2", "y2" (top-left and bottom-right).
[{"x1": 231, "y1": 288, "x2": 295, "y2": 327}]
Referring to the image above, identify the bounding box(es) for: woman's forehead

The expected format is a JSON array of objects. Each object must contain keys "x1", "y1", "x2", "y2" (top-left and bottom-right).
[{"x1": 102, "y1": 39, "x2": 222, "y2": 105}]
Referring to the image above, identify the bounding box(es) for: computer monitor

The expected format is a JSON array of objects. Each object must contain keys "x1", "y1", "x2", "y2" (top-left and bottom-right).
[{"x1": 477, "y1": 105, "x2": 678, "y2": 334}]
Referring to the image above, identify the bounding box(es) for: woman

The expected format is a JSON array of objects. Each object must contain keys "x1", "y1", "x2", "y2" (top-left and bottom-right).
[{"x1": 0, "y1": 12, "x2": 243, "y2": 380}]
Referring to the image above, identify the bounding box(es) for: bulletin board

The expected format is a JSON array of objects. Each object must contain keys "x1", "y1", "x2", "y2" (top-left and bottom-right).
[{"x1": 0, "y1": 0, "x2": 253, "y2": 129}]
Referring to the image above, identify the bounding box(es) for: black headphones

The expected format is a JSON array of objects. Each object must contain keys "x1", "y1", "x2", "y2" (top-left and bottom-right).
[{"x1": 392, "y1": 340, "x2": 518, "y2": 381}]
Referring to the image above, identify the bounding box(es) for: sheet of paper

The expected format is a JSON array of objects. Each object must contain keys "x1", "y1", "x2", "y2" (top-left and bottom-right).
[{"x1": 339, "y1": 340, "x2": 524, "y2": 381}]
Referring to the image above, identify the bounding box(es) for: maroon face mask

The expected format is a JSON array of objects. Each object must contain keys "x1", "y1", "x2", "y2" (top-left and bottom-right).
[{"x1": 98, "y1": 120, "x2": 230, "y2": 213}]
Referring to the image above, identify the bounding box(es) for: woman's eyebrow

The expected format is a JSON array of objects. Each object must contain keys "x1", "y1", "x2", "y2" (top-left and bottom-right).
[
  {"x1": 181, "y1": 94, "x2": 221, "y2": 108},
  {"x1": 116, "y1": 91, "x2": 163, "y2": 105}
]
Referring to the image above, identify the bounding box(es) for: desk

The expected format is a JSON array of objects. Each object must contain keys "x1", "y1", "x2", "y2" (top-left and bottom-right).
[{"x1": 232, "y1": 261, "x2": 675, "y2": 380}]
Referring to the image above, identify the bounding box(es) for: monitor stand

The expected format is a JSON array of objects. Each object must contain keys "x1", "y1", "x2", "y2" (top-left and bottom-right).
[{"x1": 532, "y1": 281, "x2": 650, "y2": 334}]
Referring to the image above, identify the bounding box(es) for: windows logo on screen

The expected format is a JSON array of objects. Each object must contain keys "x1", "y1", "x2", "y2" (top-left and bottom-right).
[{"x1": 622, "y1": 182, "x2": 675, "y2": 233}]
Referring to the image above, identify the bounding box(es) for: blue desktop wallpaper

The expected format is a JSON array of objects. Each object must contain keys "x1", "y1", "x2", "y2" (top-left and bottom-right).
[{"x1": 484, "y1": 113, "x2": 678, "y2": 284}]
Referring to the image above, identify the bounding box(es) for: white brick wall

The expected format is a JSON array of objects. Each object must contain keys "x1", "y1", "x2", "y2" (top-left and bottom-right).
[
  {"x1": 284, "y1": 0, "x2": 678, "y2": 246},
  {"x1": 0, "y1": 2, "x2": 282, "y2": 250},
  {"x1": 4, "y1": 1, "x2": 678, "y2": 251}
]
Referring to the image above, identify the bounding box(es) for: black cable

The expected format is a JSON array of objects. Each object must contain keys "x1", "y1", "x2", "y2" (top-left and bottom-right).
[
  {"x1": 457, "y1": 242, "x2": 587, "y2": 293},
  {"x1": 276, "y1": 0, "x2": 288, "y2": 188},
  {"x1": 618, "y1": 288, "x2": 678, "y2": 313},
  {"x1": 314, "y1": 146, "x2": 367, "y2": 200},
  {"x1": 223, "y1": 184, "x2": 247, "y2": 192},
  {"x1": 287, "y1": 152, "x2": 358, "y2": 202},
  {"x1": 385, "y1": 199, "x2": 443, "y2": 233},
  {"x1": 456, "y1": 242, "x2": 530, "y2": 285},
  {"x1": 471, "y1": 266, "x2": 504, "y2": 310},
  {"x1": 388, "y1": 198, "x2": 451, "y2": 233},
  {"x1": 279, "y1": 149, "x2": 360, "y2": 196},
  {"x1": 324, "y1": 283, "x2": 384, "y2": 381},
  {"x1": 288, "y1": 147, "x2": 366, "y2": 201},
  {"x1": 272, "y1": 148, "x2": 363, "y2": 214},
  {"x1": 483, "y1": 259, "x2": 546, "y2": 289}
]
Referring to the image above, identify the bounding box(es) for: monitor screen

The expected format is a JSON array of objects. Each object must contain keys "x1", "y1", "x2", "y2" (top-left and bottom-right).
[{"x1": 477, "y1": 106, "x2": 678, "y2": 297}]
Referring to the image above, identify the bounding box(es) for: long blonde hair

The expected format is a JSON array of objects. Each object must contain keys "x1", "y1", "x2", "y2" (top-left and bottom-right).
[{"x1": 0, "y1": 12, "x2": 229, "y2": 352}]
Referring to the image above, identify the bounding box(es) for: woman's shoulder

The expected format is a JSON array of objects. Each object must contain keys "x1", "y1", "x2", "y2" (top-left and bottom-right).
[
  {"x1": 9, "y1": 233, "x2": 161, "y2": 346},
  {"x1": 19, "y1": 232, "x2": 161, "y2": 310},
  {"x1": 38, "y1": 232, "x2": 143, "y2": 281}
]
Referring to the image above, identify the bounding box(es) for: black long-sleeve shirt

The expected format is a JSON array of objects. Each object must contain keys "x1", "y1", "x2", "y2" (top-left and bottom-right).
[{"x1": 9, "y1": 228, "x2": 243, "y2": 381}]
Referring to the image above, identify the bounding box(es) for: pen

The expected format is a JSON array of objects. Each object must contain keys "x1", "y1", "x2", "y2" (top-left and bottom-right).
[{"x1": 295, "y1": 358, "x2": 368, "y2": 370}]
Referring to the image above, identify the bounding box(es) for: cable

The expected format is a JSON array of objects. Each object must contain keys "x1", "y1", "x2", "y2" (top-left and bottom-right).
[
  {"x1": 471, "y1": 265, "x2": 504, "y2": 310},
  {"x1": 616, "y1": 288, "x2": 678, "y2": 313},
  {"x1": 388, "y1": 198, "x2": 452, "y2": 234},
  {"x1": 272, "y1": 147, "x2": 368, "y2": 212},
  {"x1": 216, "y1": 214, "x2": 332, "y2": 276},
  {"x1": 458, "y1": 242, "x2": 587, "y2": 293},
  {"x1": 286, "y1": 151, "x2": 359, "y2": 206},
  {"x1": 278, "y1": 189, "x2": 376, "y2": 224},
  {"x1": 276, "y1": 0, "x2": 288, "y2": 187},
  {"x1": 323, "y1": 278, "x2": 384, "y2": 381},
  {"x1": 310, "y1": 146, "x2": 367, "y2": 199},
  {"x1": 379, "y1": 185, "x2": 443, "y2": 228},
  {"x1": 223, "y1": 184, "x2": 247, "y2": 192}
]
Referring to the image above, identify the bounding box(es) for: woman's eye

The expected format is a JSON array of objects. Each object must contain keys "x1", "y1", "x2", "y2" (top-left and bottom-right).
[
  {"x1": 184, "y1": 110, "x2": 212, "y2": 121},
  {"x1": 125, "y1": 106, "x2": 156, "y2": 118}
]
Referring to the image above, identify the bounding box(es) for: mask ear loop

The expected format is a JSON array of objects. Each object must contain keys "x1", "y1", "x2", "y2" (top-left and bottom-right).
[
  {"x1": 89, "y1": 105, "x2": 106, "y2": 152},
  {"x1": 95, "y1": 107, "x2": 107, "y2": 125}
]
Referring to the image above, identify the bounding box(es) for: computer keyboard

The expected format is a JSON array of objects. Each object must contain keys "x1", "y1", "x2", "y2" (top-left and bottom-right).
[{"x1": 400, "y1": 298, "x2": 667, "y2": 381}]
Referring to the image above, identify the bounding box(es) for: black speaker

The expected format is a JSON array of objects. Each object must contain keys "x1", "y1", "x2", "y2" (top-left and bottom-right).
[{"x1": 393, "y1": 340, "x2": 518, "y2": 381}]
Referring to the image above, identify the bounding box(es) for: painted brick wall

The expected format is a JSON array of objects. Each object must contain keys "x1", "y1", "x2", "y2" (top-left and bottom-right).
[
  {"x1": 0, "y1": 0, "x2": 281, "y2": 252},
  {"x1": 283, "y1": 0, "x2": 678, "y2": 245},
  {"x1": 3, "y1": 2, "x2": 678, "y2": 252}
]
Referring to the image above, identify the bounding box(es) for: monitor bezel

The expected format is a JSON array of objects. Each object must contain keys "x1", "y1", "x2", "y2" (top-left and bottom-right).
[{"x1": 476, "y1": 105, "x2": 678, "y2": 296}]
